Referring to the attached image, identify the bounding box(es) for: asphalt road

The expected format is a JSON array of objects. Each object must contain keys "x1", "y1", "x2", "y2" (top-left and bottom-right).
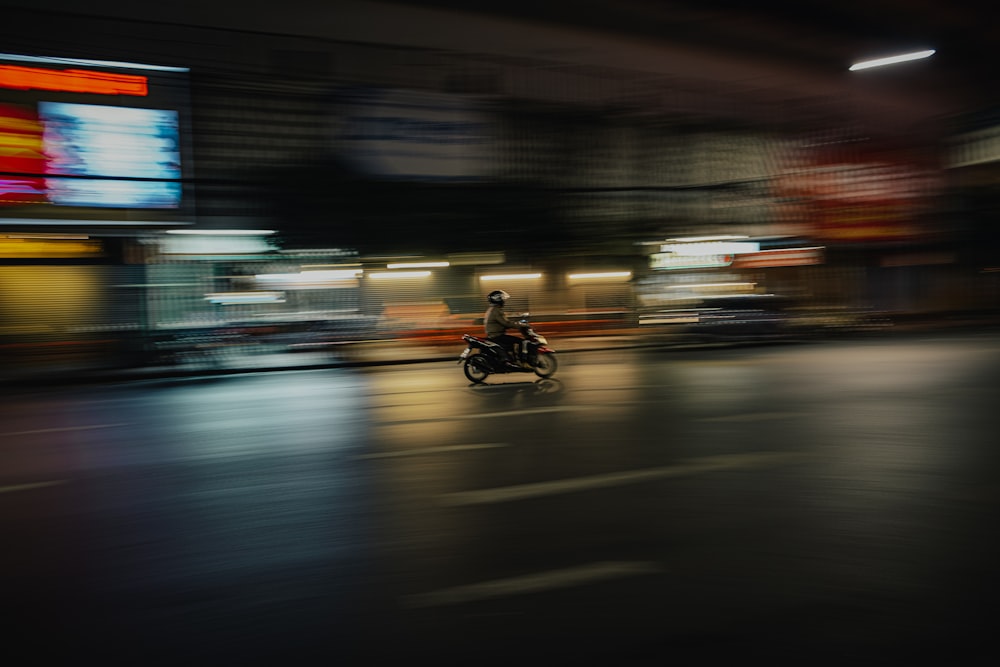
[{"x1": 3, "y1": 332, "x2": 1000, "y2": 665}]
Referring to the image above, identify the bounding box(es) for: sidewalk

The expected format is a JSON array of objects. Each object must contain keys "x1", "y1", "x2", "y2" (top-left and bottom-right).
[{"x1": 4, "y1": 312, "x2": 999, "y2": 388}]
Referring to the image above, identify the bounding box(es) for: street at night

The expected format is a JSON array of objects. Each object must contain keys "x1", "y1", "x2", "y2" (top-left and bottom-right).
[
  {"x1": 2, "y1": 2, "x2": 1000, "y2": 664},
  {"x1": 4, "y1": 332, "x2": 1000, "y2": 664}
]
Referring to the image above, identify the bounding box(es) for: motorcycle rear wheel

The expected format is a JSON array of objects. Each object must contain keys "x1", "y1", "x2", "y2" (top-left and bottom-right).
[
  {"x1": 533, "y1": 352, "x2": 558, "y2": 378},
  {"x1": 464, "y1": 356, "x2": 490, "y2": 383}
]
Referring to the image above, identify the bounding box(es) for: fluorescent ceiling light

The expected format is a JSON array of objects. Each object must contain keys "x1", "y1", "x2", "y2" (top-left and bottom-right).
[
  {"x1": 205, "y1": 291, "x2": 285, "y2": 304},
  {"x1": 368, "y1": 271, "x2": 432, "y2": 279},
  {"x1": 567, "y1": 272, "x2": 632, "y2": 279},
  {"x1": 255, "y1": 270, "x2": 362, "y2": 282},
  {"x1": 386, "y1": 261, "x2": 450, "y2": 269},
  {"x1": 166, "y1": 229, "x2": 276, "y2": 235},
  {"x1": 660, "y1": 241, "x2": 760, "y2": 255},
  {"x1": 663, "y1": 235, "x2": 749, "y2": 243},
  {"x1": 667, "y1": 282, "x2": 756, "y2": 289},
  {"x1": 480, "y1": 273, "x2": 543, "y2": 281},
  {"x1": 850, "y1": 49, "x2": 935, "y2": 71}
]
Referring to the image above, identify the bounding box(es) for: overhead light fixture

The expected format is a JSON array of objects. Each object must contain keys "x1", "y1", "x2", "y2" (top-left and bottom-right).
[
  {"x1": 165, "y1": 229, "x2": 276, "y2": 235},
  {"x1": 667, "y1": 282, "x2": 756, "y2": 290},
  {"x1": 663, "y1": 235, "x2": 749, "y2": 243},
  {"x1": 386, "y1": 261, "x2": 450, "y2": 269},
  {"x1": 255, "y1": 269, "x2": 362, "y2": 283},
  {"x1": 480, "y1": 273, "x2": 543, "y2": 281},
  {"x1": 849, "y1": 49, "x2": 935, "y2": 71},
  {"x1": 205, "y1": 291, "x2": 285, "y2": 305},
  {"x1": 368, "y1": 271, "x2": 432, "y2": 279},
  {"x1": 567, "y1": 272, "x2": 632, "y2": 280},
  {"x1": 660, "y1": 240, "x2": 760, "y2": 255}
]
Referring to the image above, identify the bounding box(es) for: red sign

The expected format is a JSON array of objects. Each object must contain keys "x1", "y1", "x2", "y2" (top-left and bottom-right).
[
  {"x1": 0, "y1": 103, "x2": 46, "y2": 204},
  {"x1": 772, "y1": 142, "x2": 941, "y2": 244},
  {"x1": 0, "y1": 65, "x2": 148, "y2": 96}
]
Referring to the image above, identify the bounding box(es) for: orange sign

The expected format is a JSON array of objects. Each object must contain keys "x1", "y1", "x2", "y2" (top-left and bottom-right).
[
  {"x1": 0, "y1": 65, "x2": 148, "y2": 96},
  {"x1": 730, "y1": 247, "x2": 824, "y2": 269}
]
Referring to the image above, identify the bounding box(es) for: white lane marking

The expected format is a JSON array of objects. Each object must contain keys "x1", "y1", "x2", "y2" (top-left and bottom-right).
[
  {"x1": 0, "y1": 480, "x2": 68, "y2": 494},
  {"x1": 382, "y1": 406, "x2": 585, "y2": 425},
  {"x1": 356, "y1": 442, "x2": 509, "y2": 459},
  {"x1": 698, "y1": 412, "x2": 806, "y2": 422},
  {"x1": 1, "y1": 423, "x2": 130, "y2": 437},
  {"x1": 439, "y1": 451, "x2": 813, "y2": 506},
  {"x1": 401, "y1": 560, "x2": 660, "y2": 608}
]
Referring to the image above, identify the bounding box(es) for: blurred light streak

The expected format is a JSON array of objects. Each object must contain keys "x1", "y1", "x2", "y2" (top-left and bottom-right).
[
  {"x1": 368, "y1": 271, "x2": 432, "y2": 279},
  {"x1": 850, "y1": 49, "x2": 935, "y2": 71},
  {"x1": 0, "y1": 236, "x2": 103, "y2": 257},
  {"x1": 697, "y1": 412, "x2": 805, "y2": 422},
  {"x1": 166, "y1": 229, "x2": 275, "y2": 235},
  {"x1": 660, "y1": 241, "x2": 760, "y2": 255},
  {"x1": 255, "y1": 269, "x2": 363, "y2": 282},
  {"x1": 731, "y1": 247, "x2": 825, "y2": 269},
  {"x1": 1, "y1": 218, "x2": 186, "y2": 227},
  {"x1": 649, "y1": 253, "x2": 733, "y2": 270},
  {"x1": 447, "y1": 252, "x2": 504, "y2": 265},
  {"x1": 162, "y1": 234, "x2": 275, "y2": 256},
  {"x1": 567, "y1": 272, "x2": 632, "y2": 280},
  {"x1": 0, "y1": 480, "x2": 68, "y2": 494},
  {"x1": 386, "y1": 261, "x2": 449, "y2": 269},
  {"x1": 3, "y1": 233, "x2": 89, "y2": 239},
  {"x1": 664, "y1": 235, "x2": 749, "y2": 243},
  {"x1": 666, "y1": 282, "x2": 757, "y2": 293},
  {"x1": 0, "y1": 52, "x2": 189, "y2": 72},
  {"x1": 439, "y1": 452, "x2": 815, "y2": 505},
  {"x1": 402, "y1": 561, "x2": 661, "y2": 608},
  {"x1": 638, "y1": 312, "x2": 700, "y2": 325},
  {"x1": 205, "y1": 291, "x2": 285, "y2": 304},
  {"x1": 356, "y1": 442, "x2": 508, "y2": 459},
  {"x1": 480, "y1": 273, "x2": 542, "y2": 281},
  {"x1": 1, "y1": 423, "x2": 128, "y2": 436},
  {"x1": 0, "y1": 65, "x2": 148, "y2": 96}
]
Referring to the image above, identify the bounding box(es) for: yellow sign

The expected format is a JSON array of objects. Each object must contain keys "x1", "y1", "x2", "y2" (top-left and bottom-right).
[{"x1": 0, "y1": 237, "x2": 104, "y2": 258}]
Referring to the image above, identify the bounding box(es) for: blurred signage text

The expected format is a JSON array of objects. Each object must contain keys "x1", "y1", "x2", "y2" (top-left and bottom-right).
[
  {"x1": 730, "y1": 247, "x2": 824, "y2": 268},
  {"x1": 650, "y1": 253, "x2": 734, "y2": 270},
  {"x1": 336, "y1": 88, "x2": 495, "y2": 181},
  {"x1": 0, "y1": 65, "x2": 148, "y2": 96}
]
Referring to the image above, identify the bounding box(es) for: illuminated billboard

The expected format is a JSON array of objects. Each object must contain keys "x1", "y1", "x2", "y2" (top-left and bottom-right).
[
  {"x1": 0, "y1": 53, "x2": 190, "y2": 218},
  {"x1": 39, "y1": 102, "x2": 180, "y2": 208},
  {"x1": 0, "y1": 103, "x2": 45, "y2": 204}
]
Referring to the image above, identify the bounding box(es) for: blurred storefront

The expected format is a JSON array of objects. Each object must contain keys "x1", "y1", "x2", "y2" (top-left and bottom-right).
[{"x1": 1, "y1": 8, "x2": 998, "y2": 375}]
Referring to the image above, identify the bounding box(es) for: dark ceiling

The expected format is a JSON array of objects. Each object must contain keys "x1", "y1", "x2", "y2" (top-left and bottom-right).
[
  {"x1": 389, "y1": 1, "x2": 993, "y2": 66},
  {"x1": 390, "y1": 0, "x2": 998, "y2": 105},
  {"x1": 2, "y1": 0, "x2": 996, "y2": 134}
]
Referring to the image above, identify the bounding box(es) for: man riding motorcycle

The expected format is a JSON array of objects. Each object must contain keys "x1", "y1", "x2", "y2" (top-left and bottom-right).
[{"x1": 484, "y1": 290, "x2": 527, "y2": 365}]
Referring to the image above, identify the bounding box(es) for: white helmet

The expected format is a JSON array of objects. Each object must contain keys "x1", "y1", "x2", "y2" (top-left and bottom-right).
[{"x1": 487, "y1": 290, "x2": 509, "y2": 305}]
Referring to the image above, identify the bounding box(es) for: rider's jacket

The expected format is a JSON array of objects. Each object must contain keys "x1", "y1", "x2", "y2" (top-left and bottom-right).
[{"x1": 484, "y1": 306, "x2": 520, "y2": 338}]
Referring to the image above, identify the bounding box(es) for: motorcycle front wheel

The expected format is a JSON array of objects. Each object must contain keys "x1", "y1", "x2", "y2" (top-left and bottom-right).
[
  {"x1": 464, "y1": 356, "x2": 490, "y2": 383},
  {"x1": 533, "y1": 352, "x2": 558, "y2": 378}
]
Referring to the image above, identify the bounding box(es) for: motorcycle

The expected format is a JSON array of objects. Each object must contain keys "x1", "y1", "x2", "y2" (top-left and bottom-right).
[{"x1": 458, "y1": 317, "x2": 558, "y2": 383}]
